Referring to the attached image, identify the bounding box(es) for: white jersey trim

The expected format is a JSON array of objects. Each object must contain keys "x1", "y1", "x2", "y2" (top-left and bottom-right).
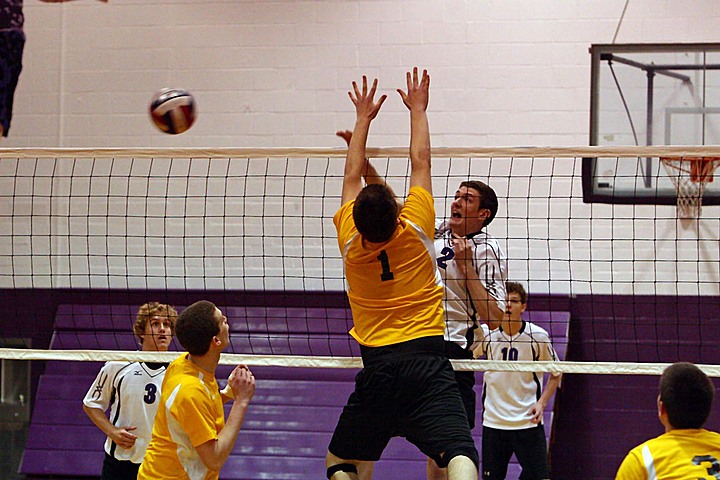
[{"x1": 641, "y1": 444, "x2": 657, "y2": 480}]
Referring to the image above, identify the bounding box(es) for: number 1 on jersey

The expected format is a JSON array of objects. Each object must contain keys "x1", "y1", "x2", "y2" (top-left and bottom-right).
[{"x1": 377, "y1": 250, "x2": 394, "y2": 281}]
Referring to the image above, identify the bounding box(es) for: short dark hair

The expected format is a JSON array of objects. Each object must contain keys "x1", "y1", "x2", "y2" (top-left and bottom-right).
[
  {"x1": 352, "y1": 184, "x2": 399, "y2": 243},
  {"x1": 175, "y1": 300, "x2": 220, "y2": 355},
  {"x1": 505, "y1": 281, "x2": 527, "y2": 304},
  {"x1": 660, "y1": 362, "x2": 714, "y2": 429},
  {"x1": 460, "y1": 180, "x2": 498, "y2": 227}
]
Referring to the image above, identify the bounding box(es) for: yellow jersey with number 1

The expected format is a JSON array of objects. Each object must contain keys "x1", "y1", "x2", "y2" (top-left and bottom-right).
[
  {"x1": 615, "y1": 428, "x2": 720, "y2": 480},
  {"x1": 334, "y1": 186, "x2": 445, "y2": 347}
]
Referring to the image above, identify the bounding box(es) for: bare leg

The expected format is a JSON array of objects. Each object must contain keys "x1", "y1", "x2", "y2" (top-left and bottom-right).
[
  {"x1": 357, "y1": 461, "x2": 374, "y2": 480},
  {"x1": 446, "y1": 455, "x2": 478, "y2": 480},
  {"x1": 427, "y1": 457, "x2": 449, "y2": 480},
  {"x1": 326, "y1": 451, "x2": 360, "y2": 480}
]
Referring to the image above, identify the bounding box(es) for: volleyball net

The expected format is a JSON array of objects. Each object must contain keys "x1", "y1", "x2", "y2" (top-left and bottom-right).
[{"x1": 1, "y1": 146, "x2": 719, "y2": 376}]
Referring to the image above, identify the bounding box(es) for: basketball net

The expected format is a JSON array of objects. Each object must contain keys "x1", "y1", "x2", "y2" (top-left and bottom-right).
[{"x1": 660, "y1": 156, "x2": 720, "y2": 220}]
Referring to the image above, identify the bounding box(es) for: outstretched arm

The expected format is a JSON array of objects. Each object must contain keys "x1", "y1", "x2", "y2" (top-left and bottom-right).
[
  {"x1": 397, "y1": 67, "x2": 431, "y2": 194},
  {"x1": 336, "y1": 130, "x2": 385, "y2": 186},
  {"x1": 336, "y1": 129, "x2": 404, "y2": 208},
  {"x1": 340, "y1": 77, "x2": 387, "y2": 206}
]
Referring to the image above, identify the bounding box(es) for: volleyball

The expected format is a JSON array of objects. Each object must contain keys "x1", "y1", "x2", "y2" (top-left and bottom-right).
[{"x1": 149, "y1": 88, "x2": 196, "y2": 134}]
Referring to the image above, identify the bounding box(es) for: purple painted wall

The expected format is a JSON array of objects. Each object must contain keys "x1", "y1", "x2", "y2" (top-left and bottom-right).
[
  {"x1": 2, "y1": 289, "x2": 719, "y2": 479},
  {"x1": 551, "y1": 295, "x2": 720, "y2": 479}
]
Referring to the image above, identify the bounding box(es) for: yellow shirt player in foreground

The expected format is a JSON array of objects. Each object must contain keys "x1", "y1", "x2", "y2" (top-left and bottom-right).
[
  {"x1": 138, "y1": 300, "x2": 255, "y2": 480},
  {"x1": 325, "y1": 68, "x2": 479, "y2": 480},
  {"x1": 615, "y1": 361, "x2": 720, "y2": 480}
]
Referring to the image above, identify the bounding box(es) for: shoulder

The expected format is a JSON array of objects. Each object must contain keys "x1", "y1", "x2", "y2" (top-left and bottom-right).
[
  {"x1": 98, "y1": 361, "x2": 135, "y2": 376},
  {"x1": 400, "y1": 187, "x2": 435, "y2": 235},
  {"x1": 334, "y1": 200, "x2": 357, "y2": 243},
  {"x1": 486, "y1": 328, "x2": 503, "y2": 341},
  {"x1": 404, "y1": 186, "x2": 433, "y2": 210},
  {"x1": 408, "y1": 185, "x2": 432, "y2": 199},
  {"x1": 526, "y1": 322, "x2": 551, "y2": 339},
  {"x1": 334, "y1": 200, "x2": 355, "y2": 224},
  {"x1": 616, "y1": 442, "x2": 647, "y2": 478},
  {"x1": 470, "y1": 231, "x2": 504, "y2": 253}
]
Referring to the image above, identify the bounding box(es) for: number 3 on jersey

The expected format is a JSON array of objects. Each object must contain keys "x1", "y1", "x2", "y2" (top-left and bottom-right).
[
  {"x1": 377, "y1": 250, "x2": 394, "y2": 281},
  {"x1": 144, "y1": 383, "x2": 157, "y2": 404}
]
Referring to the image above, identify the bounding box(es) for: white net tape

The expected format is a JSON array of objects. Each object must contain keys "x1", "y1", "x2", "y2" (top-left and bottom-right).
[{"x1": 3, "y1": 348, "x2": 720, "y2": 377}]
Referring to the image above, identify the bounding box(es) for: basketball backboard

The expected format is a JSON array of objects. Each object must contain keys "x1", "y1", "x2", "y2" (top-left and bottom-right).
[{"x1": 583, "y1": 43, "x2": 720, "y2": 205}]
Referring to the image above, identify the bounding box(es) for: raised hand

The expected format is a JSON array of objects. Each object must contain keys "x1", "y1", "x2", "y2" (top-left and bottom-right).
[
  {"x1": 228, "y1": 364, "x2": 255, "y2": 405},
  {"x1": 349, "y1": 76, "x2": 387, "y2": 124},
  {"x1": 397, "y1": 67, "x2": 429, "y2": 113},
  {"x1": 336, "y1": 130, "x2": 353, "y2": 146},
  {"x1": 451, "y1": 234, "x2": 474, "y2": 275}
]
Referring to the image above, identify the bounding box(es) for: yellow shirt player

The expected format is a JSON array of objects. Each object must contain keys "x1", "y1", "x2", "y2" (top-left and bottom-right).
[
  {"x1": 138, "y1": 354, "x2": 226, "y2": 479},
  {"x1": 138, "y1": 301, "x2": 255, "y2": 480},
  {"x1": 616, "y1": 362, "x2": 720, "y2": 480},
  {"x1": 325, "y1": 69, "x2": 479, "y2": 480},
  {"x1": 335, "y1": 185, "x2": 444, "y2": 347}
]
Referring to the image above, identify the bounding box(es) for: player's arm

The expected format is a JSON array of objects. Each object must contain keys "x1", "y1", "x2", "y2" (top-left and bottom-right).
[
  {"x1": 340, "y1": 77, "x2": 387, "y2": 206},
  {"x1": 83, "y1": 365, "x2": 138, "y2": 449},
  {"x1": 397, "y1": 67, "x2": 431, "y2": 194},
  {"x1": 195, "y1": 365, "x2": 255, "y2": 471},
  {"x1": 83, "y1": 403, "x2": 138, "y2": 449},
  {"x1": 528, "y1": 372, "x2": 562, "y2": 424},
  {"x1": 451, "y1": 235, "x2": 505, "y2": 329},
  {"x1": 337, "y1": 129, "x2": 403, "y2": 206},
  {"x1": 465, "y1": 270, "x2": 504, "y2": 330},
  {"x1": 336, "y1": 130, "x2": 384, "y2": 186},
  {"x1": 219, "y1": 366, "x2": 241, "y2": 403}
]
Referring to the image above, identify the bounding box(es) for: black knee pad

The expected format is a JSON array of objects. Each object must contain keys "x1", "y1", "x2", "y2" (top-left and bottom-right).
[{"x1": 327, "y1": 462, "x2": 358, "y2": 479}]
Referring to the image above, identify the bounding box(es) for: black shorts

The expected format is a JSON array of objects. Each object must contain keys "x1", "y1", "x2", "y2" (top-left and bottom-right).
[
  {"x1": 481, "y1": 425, "x2": 548, "y2": 480},
  {"x1": 444, "y1": 340, "x2": 476, "y2": 429},
  {"x1": 0, "y1": 29, "x2": 25, "y2": 137},
  {"x1": 100, "y1": 452, "x2": 140, "y2": 480},
  {"x1": 328, "y1": 336, "x2": 478, "y2": 469}
]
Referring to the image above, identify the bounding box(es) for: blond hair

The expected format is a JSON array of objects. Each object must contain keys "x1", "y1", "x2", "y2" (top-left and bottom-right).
[{"x1": 133, "y1": 302, "x2": 178, "y2": 344}]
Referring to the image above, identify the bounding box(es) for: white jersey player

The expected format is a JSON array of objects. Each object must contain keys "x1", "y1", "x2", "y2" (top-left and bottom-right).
[
  {"x1": 82, "y1": 302, "x2": 176, "y2": 480},
  {"x1": 476, "y1": 282, "x2": 561, "y2": 480},
  {"x1": 429, "y1": 180, "x2": 507, "y2": 480}
]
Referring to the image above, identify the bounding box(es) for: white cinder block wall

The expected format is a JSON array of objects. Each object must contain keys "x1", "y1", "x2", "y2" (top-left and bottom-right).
[
  {"x1": 10, "y1": 0, "x2": 720, "y2": 148},
  {"x1": 3, "y1": 0, "x2": 720, "y2": 295}
]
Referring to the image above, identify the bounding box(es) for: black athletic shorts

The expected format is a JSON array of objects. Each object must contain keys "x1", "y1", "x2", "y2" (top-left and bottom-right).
[
  {"x1": 444, "y1": 340, "x2": 476, "y2": 429},
  {"x1": 100, "y1": 452, "x2": 140, "y2": 480},
  {"x1": 0, "y1": 29, "x2": 25, "y2": 137},
  {"x1": 481, "y1": 424, "x2": 549, "y2": 480},
  {"x1": 328, "y1": 336, "x2": 478, "y2": 469}
]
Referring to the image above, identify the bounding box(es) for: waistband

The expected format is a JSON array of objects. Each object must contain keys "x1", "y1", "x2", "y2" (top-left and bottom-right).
[{"x1": 360, "y1": 335, "x2": 445, "y2": 366}]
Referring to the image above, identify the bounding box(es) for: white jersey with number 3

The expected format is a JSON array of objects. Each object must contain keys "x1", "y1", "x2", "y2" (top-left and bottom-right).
[{"x1": 83, "y1": 361, "x2": 167, "y2": 464}]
